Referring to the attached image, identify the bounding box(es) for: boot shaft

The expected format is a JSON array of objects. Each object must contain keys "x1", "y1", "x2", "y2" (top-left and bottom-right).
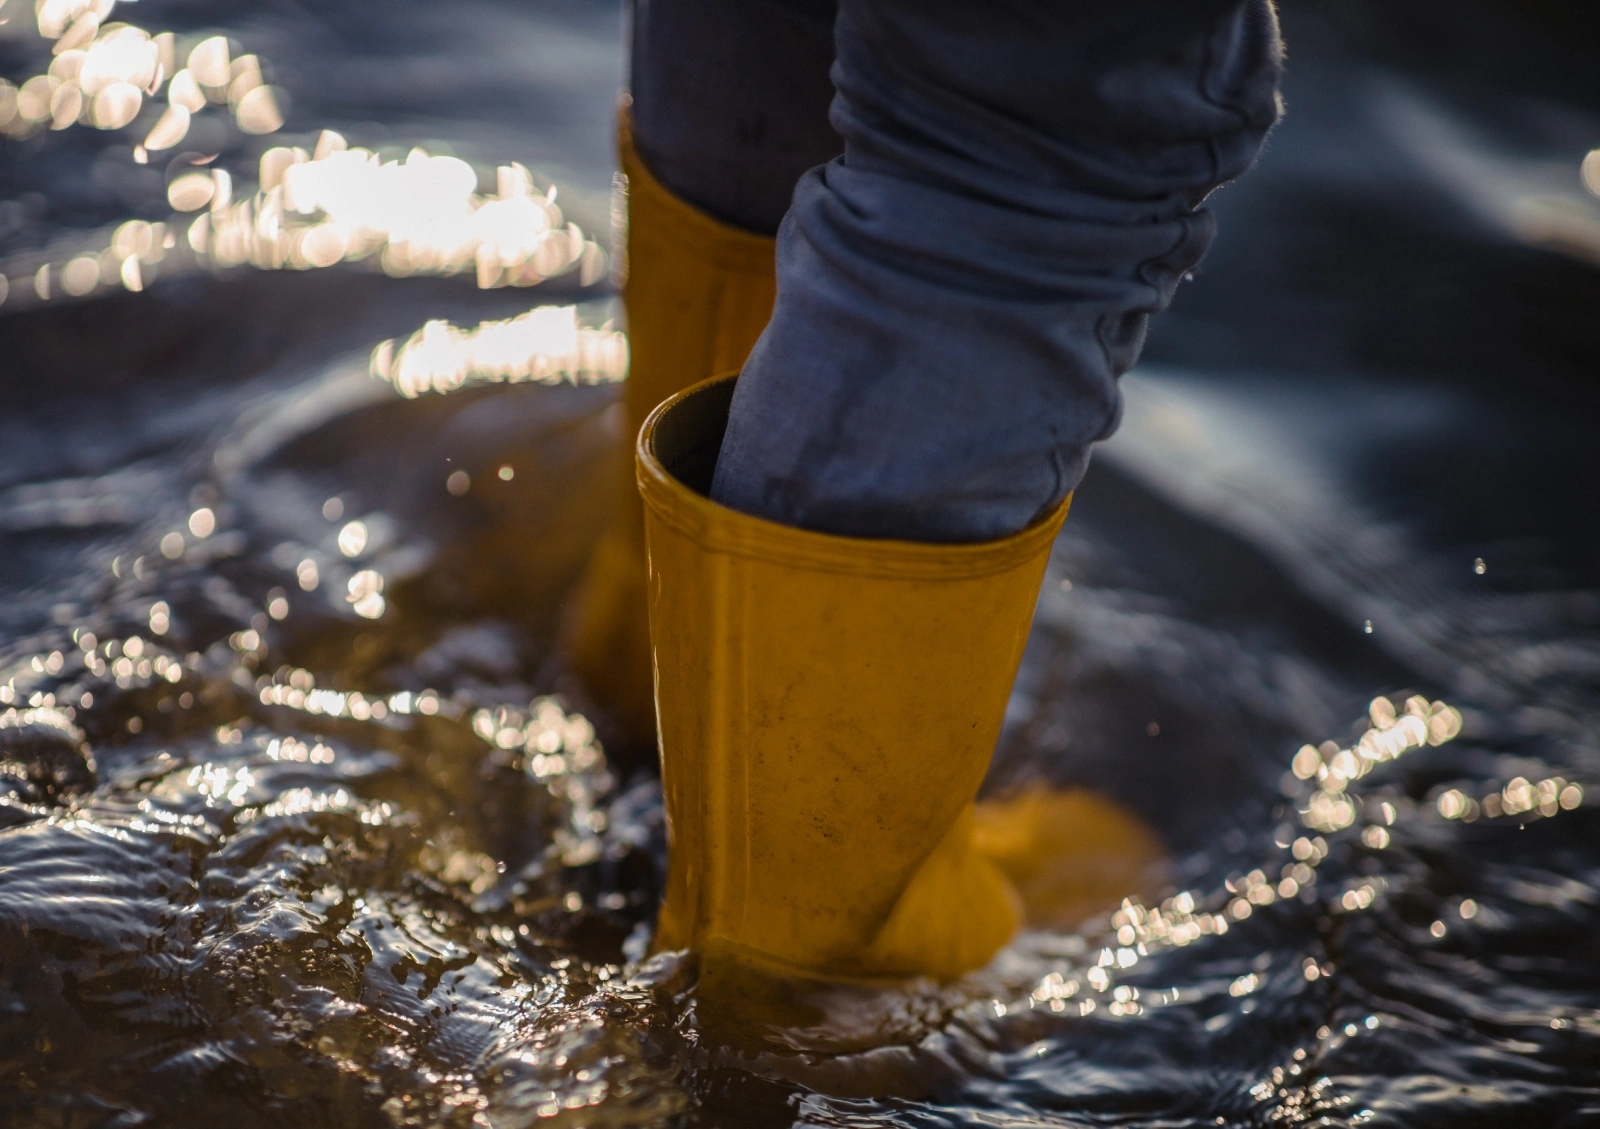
[{"x1": 639, "y1": 375, "x2": 1070, "y2": 977}]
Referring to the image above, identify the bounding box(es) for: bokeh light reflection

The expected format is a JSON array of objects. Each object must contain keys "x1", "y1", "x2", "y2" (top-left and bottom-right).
[
  {"x1": 370, "y1": 306, "x2": 628, "y2": 397},
  {"x1": 1, "y1": 13, "x2": 609, "y2": 308}
]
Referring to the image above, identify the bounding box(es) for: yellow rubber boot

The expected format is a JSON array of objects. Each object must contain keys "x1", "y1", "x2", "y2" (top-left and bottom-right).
[
  {"x1": 973, "y1": 786, "x2": 1169, "y2": 931},
  {"x1": 564, "y1": 114, "x2": 777, "y2": 741},
  {"x1": 638, "y1": 376, "x2": 1072, "y2": 980}
]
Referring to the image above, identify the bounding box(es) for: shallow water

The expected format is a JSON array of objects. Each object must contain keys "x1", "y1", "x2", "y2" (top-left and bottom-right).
[{"x1": 3, "y1": 2, "x2": 1600, "y2": 1126}]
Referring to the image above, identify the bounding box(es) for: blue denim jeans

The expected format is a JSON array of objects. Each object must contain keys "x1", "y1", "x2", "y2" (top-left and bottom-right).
[{"x1": 630, "y1": 0, "x2": 1282, "y2": 541}]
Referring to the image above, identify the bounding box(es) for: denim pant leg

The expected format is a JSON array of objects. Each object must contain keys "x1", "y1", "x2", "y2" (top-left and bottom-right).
[
  {"x1": 627, "y1": 0, "x2": 840, "y2": 236},
  {"x1": 710, "y1": 0, "x2": 1284, "y2": 542}
]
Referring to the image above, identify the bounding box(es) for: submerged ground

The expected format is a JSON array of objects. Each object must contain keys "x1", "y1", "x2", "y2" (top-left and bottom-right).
[{"x1": 2, "y1": 1, "x2": 1599, "y2": 1126}]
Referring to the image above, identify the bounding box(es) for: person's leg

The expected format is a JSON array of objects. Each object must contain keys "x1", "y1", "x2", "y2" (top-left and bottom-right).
[
  {"x1": 644, "y1": 0, "x2": 1282, "y2": 980},
  {"x1": 564, "y1": 0, "x2": 839, "y2": 740},
  {"x1": 712, "y1": 0, "x2": 1284, "y2": 542},
  {"x1": 618, "y1": 0, "x2": 840, "y2": 433},
  {"x1": 628, "y1": 0, "x2": 840, "y2": 237}
]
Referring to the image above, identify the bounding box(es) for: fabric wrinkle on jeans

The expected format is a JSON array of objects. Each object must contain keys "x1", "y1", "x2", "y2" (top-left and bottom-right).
[{"x1": 629, "y1": 0, "x2": 1283, "y2": 543}]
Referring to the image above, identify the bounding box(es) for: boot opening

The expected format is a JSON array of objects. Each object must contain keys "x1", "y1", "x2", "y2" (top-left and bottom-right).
[{"x1": 648, "y1": 374, "x2": 736, "y2": 497}]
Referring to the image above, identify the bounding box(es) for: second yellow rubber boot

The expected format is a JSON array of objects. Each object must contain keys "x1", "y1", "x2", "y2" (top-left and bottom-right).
[
  {"x1": 564, "y1": 113, "x2": 777, "y2": 742},
  {"x1": 973, "y1": 786, "x2": 1169, "y2": 930},
  {"x1": 638, "y1": 376, "x2": 1073, "y2": 981}
]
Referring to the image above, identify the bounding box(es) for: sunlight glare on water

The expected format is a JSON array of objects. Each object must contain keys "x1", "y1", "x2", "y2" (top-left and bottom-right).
[
  {"x1": 0, "y1": 6, "x2": 609, "y2": 309},
  {"x1": 0, "y1": 339, "x2": 1594, "y2": 1124}
]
